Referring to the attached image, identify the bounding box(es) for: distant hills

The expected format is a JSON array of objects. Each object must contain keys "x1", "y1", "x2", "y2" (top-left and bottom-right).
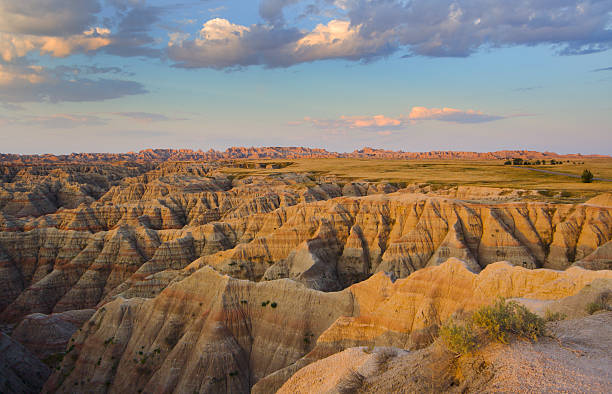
[{"x1": 0, "y1": 147, "x2": 608, "y2": 164}]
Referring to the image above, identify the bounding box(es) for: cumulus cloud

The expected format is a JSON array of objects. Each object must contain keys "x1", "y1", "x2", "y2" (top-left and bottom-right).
[
  {"x1": 408, "y1": 106, "x2": 504, "y2": 123},
  {"x1": 0, "y1": 0, "x2": 165, "y2": 62},
  {"x1": 169, "y1": 18, "x2": 394, "y2": 68},
  {"x1": 259, "y1": 0, "x2": 301, "y2": 25},
  {"x1": 0, "y1": 0, "x2": 100, "y2": 36},
  {"x1": 169, "y1": 0, "x2": 612, "y2": 69},
  {"x1": 296, "y1": 106, "x2": 505, "y2": 131},
  {"x1": 0, "y1": 63, "x2": 146, "y2": 103},
  {"x1": 100, "y1": 4, "x2": 165, "y2": 58},
  {"x1": 0, "y1": 31, "x2": 111, "y2": 61},
  {"x1": 346, "y1": 0, "x2": 612, "y2": 57}
]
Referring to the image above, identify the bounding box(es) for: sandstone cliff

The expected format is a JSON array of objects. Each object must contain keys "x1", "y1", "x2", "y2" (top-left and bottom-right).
[
  {"x1": 1, "y1": 164, "x2": 610, "y2": 327},
  {"x1": 0, "y1": 161, "x2": 611, "y2": 394},
  {"x1": 42, "y1": 259, "x2": 612, "y2": 393}
]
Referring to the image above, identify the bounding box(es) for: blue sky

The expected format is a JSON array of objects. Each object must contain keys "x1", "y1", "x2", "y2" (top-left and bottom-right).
[{"x1": 0, "y1": 0, "x2": 611, "y2": 154}]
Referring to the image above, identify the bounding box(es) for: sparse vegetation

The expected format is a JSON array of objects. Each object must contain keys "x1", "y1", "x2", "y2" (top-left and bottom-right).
[
  {"x1": 336, "y1": 368, "x2": 366, "y2": 394},
  {"x1": 439, "y1": 320, "x2": 478, "y2": 355},
  {"x1": 586, "y1": 301, "x2": 606, "y2": 315},
  {"x1": 42, "y1": 352, "x2": 66, "y2": 368},
  {"x1": 472, "y1": 299, "x2": 545, "y2": 343},
  {"x1": 586, "y1": 291, "x2": 611, "y2": 314},
  {"x1": 440, "y1": 299, "x2": 546, "y2": 355},
  {"x1": 544, "y1": 310, "x2": 567, "y2": 322},
  {"x1": 221, "y1": 157, "x2": 612, "y2": 197}
]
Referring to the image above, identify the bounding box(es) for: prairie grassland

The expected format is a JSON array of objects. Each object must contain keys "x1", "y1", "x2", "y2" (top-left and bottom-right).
[{"x1": 221, "y1": 158, "x2": 612, "y2": 200}]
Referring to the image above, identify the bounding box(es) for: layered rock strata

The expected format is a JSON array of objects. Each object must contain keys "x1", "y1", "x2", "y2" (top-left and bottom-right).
[{"x1": 43, "y1": 260, "x2": 612, "y2": 393}]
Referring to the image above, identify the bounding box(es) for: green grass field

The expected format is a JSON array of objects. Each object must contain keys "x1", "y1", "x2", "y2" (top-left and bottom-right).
[{"x1": 221, "y1": 158, "x2": 612, "y2": 201}]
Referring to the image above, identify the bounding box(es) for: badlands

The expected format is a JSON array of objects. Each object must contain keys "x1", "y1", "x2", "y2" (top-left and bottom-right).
[{"x1": 0, "y1": 150, "x2": 611, "y2": 393}]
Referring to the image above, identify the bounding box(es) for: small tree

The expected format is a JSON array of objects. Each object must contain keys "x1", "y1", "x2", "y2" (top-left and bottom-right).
[{"x1": 581, "y1": 169, "x2": 594, "y2": 183}]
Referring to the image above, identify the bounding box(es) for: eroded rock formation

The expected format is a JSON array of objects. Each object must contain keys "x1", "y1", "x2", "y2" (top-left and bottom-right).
[
  {"x1": 0, "y1": 160, "x2": 610, "y2": 393},
  {"x1": 42, "y1": 260, "x2": 612, "y2": 393}
]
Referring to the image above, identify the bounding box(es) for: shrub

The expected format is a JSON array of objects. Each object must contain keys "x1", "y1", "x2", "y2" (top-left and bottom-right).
[
  {"x1": 581, "y1": 169, "x2": 594, "y2": 183},
  {"x1": 337, "y1": 368, "x2": 365, "y2": 394},
  {"x1": 538, "y1": 190, "x2": 553, "y2": 197},
  {"x1": 586, "y1": 301, "x2": 605, "y2": 315},
  {"x1": 439, "y1": 320, "x2": 478, "y2": 355},
  {"x1": 472, "y1": 299, "x2": 545, "y2": 343},
  {"x1": 544, "y1": 310, "x2": 566, "y2": 322}
]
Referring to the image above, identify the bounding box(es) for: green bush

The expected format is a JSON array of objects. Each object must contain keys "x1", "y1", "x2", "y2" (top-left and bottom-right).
[
  {"x1": 472, "y1": 299, "x2": 546, "y2": 344},
  {"x1": 586, "y1": 301, "x2": 605, "y2": 315},
  {"x1": 544, "y1": 310, "x2": 566, "y2": 322},
  {"x1": 581, "y1": 169, "x2": 594, "y2": 183},
  {"x1": 439, "y1": 320, "x2": 478, "y2": 355}
]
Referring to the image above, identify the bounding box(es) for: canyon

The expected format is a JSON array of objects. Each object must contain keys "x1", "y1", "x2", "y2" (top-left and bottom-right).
[{"x1": 0, "y1": 155, "x2": 611, "y2": 393}]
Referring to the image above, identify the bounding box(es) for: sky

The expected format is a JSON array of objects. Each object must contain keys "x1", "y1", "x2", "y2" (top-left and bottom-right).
[{"x1": 0, "y1": 0, "x2": 611, "y2": 155}]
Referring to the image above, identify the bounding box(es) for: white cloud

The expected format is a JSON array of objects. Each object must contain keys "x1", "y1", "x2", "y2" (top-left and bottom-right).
[
  {"x1": 0, "y1": 0, "x2": 100, "y2": 36},
  {"x1": 169, "y1": 0, "x2": 612, "y2": 69},
  {"x1": 169, "y1": 18, "x2": 396, "y2": 68},
  {"x1": 408, "y1": 107, "x2": 504, "y2": 123},
  {"x1": 0, "y1": 64, "x2": 146, "y2": 103},
  {"x1": 295, "y1": 106, "x2": 505, "y2": 132},
  {"x1": 0, "y1": 29, "x2": 111, "y2": 61}
]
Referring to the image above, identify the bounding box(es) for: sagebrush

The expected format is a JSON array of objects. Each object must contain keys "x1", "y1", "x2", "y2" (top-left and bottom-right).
[{"x1": 440, "y1": 299, "x2": 546, "y2": 355}]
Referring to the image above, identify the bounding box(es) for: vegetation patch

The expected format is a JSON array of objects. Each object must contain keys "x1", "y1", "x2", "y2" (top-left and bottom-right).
[
  {"x1": 586, "y1": 291, "x2": 611, "y2": 314},
  {"x1": 42, "y1": 352, "x2": 66, "y2": 369},
  {"x1": 439, "y1": 321, "x2": 478, "y2": 355},
  {"x1": 586, "y1": 301, "x2": 606, "y2": 315},
  {"x1": 472, "y1": 299, "x2": 546, "y2": 343},
  {"x1": 440, "y1": 299, "x2": 546, "y2": 355},
  {"x1": 544, "y1": 310, "x2": 567, "y2": 322}
]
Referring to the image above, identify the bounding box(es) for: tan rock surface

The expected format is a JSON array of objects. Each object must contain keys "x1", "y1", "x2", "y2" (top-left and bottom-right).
[
  {"x1": 278, "y1": 313, "x2": 612, "y2": 394},
  {"x1": 0, "y1": 161, "x2": 611, "y2": 394},
  {"x1": 44, "y1": 260, "x2": 612, "y2": 393}
]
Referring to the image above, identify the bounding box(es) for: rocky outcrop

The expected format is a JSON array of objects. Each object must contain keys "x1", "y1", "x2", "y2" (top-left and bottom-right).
[
  {"x1": 1, "y1": 171, "x2": 611, "y2": 325},
  {"x1": 43, "y1": 259, "x2": 612, "y2": 393},
  {"x1": 0, "y1": 332, "x2": 51, "y2": 394},
  {"x1": 11, "y1": 309, "x2": 95, "y2": 360},
  {"x1": 1, "y1": 148, "x2": 607, "y2": 164},
  {"x1": 277, "y1": 312, "x2": 612, "y2": 394},
  {"x1": 0, "y1": 161, "x2": 611, "y2": 394}
]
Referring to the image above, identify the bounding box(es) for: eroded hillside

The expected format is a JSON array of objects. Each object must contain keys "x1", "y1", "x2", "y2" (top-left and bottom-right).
[{"x1": 0, "y1": 160, "x2": 610, "y2": 393}]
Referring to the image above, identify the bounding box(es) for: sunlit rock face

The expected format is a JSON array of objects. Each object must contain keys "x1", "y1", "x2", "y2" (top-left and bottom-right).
[
  {"x1": 43, "y1": 260, "x2": 612, "y2": 393},
  {"x1": 0, "y1": 161, "x2": 611, "y2": 393}
]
